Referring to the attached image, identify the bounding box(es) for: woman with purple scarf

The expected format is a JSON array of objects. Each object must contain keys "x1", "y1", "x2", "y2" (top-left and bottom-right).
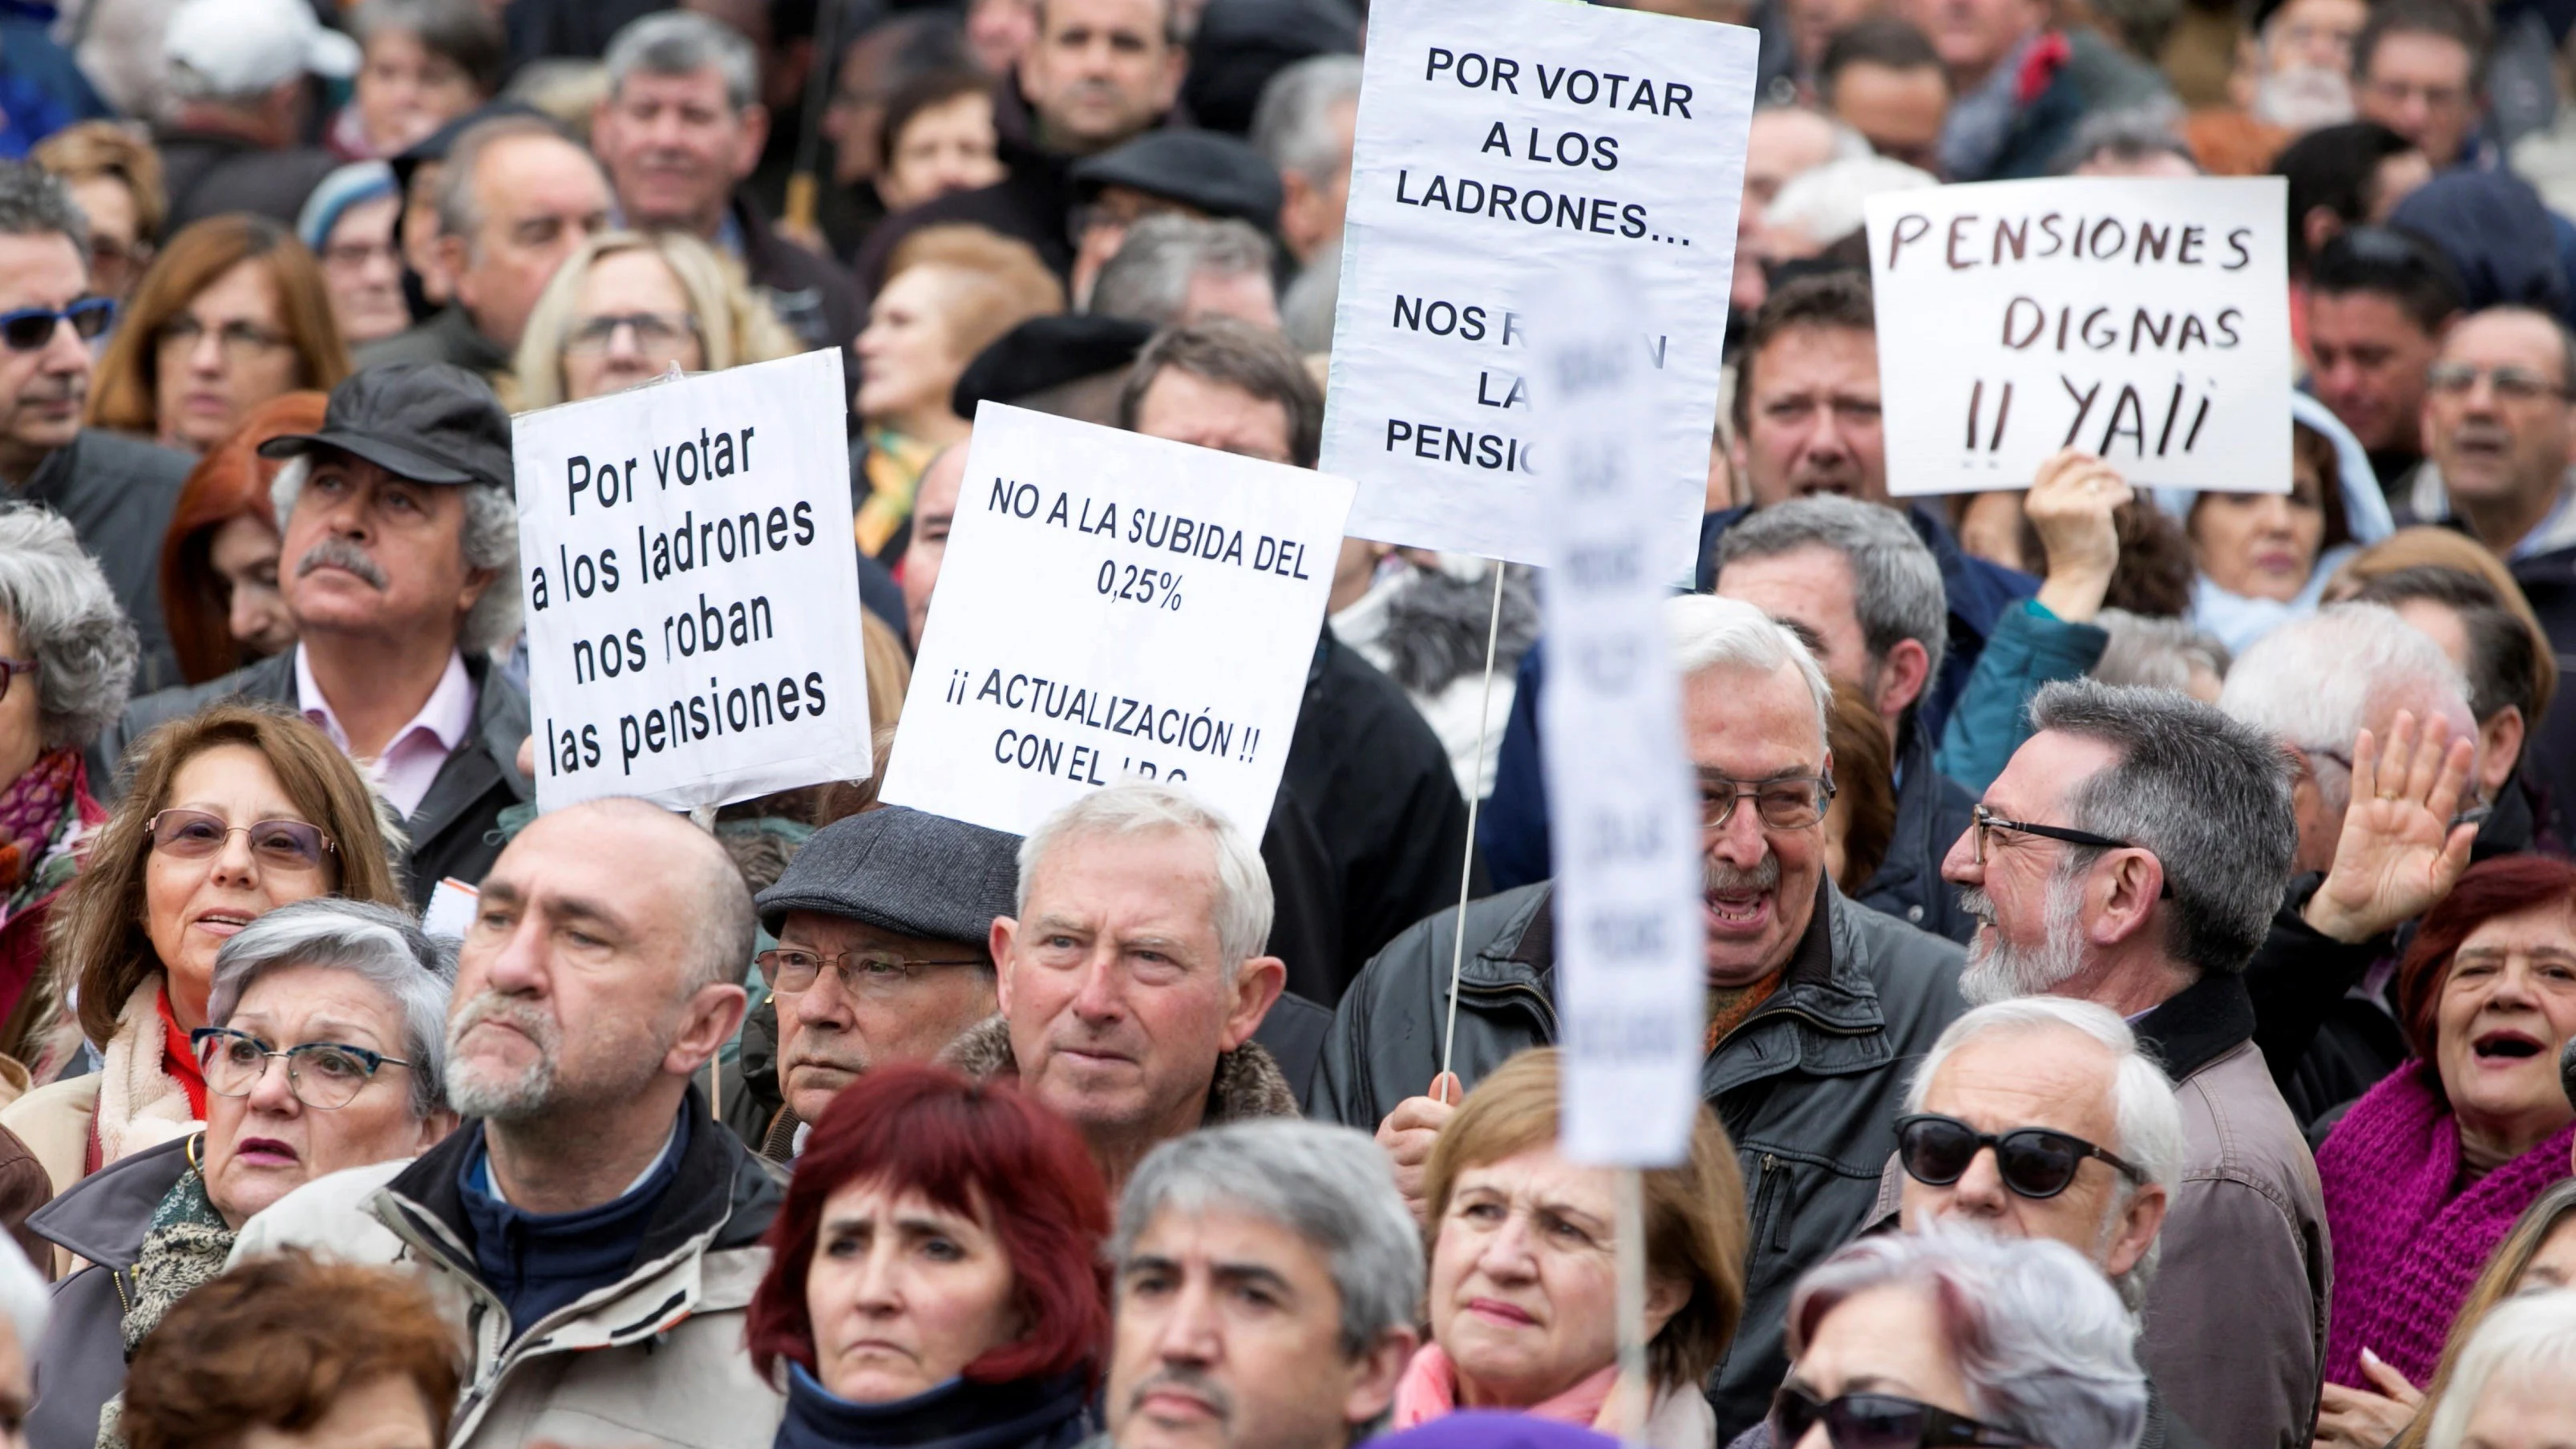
[{"x1": 2314, "y1": 854, "x2": 2576, "y2": 1447}]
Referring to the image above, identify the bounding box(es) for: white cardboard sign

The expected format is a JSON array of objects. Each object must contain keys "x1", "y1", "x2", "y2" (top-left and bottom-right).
[
  {"x1": 513, "y1": 349, "x2": 875, "y2": 812},
  {"x1": 880, "y1": 404, "x2": 1355, "y2": 840},
  {"x1": 1318, "y1": 0, "x2": 1757, "y2": 573},
  {"x1": 1536, "y1": 270, "x2": 1708, "y2": 1168},
  {"x1": 1863, "y1": 176, "x2": 2293, "y2": 496}
]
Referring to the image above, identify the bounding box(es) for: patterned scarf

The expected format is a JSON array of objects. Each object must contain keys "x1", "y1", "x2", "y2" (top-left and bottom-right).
[
  {"x1": 95, "y1": 1147, "x2": 237, "y2": 1449},
  {"x1": 0, "y1": 749, "x2": 81, "y2": 909}
]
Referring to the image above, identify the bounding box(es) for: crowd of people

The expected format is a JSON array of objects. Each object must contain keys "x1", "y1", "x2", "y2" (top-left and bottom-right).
[{"x1": 0, "y1": 0, "x2": 2563, "y2": 1447}]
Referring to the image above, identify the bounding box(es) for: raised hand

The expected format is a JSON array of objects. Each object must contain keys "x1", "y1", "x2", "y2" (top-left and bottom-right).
[
  {"x1": 2303, "y1": 711, "x2": 2478, "y2": 945},
  {"x1": 2024, "y1": 449, "x2": 2131, "y2": 624},
  {"x1": 1375, "y1": 1072, "x2": 1461, "y2": 1227}
]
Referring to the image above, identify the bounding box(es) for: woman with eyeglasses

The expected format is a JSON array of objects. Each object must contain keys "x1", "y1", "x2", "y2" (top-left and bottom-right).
[
  {"x1": 1395, "y1": 1049, "x2": 1745, "y2": 1448},
  {"x1": 2309, "y1": 855, "x2": 2576, "y2": 1449},
  {"x1": 0, "y1": 702, "x2": 405, "y2": 1209},
  {"x1": 22, "y1": 898, "x2": 455, "y2": 1449},
  {"x1": 85, "y1": 216, "x2": 349, "y2": 455},
  {"x1": 0, "y1": 511, "x2": 137, "y2": 1075},
  {"x1": 1765, "y1": 1226, "x2": 2147, "y2": 1449},
  {"x1": 512, "y1": 230, "x2": 803, "y2": 409}
]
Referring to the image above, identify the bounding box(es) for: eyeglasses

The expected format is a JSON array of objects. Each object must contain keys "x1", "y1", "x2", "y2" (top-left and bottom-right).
[
  {"x1": 1700, "y1": 771, "x2": 1836, "y2": 832},
  {"x1": 192, "y1": 1026, "x2": 412, "y2": 1110},
  {"x1": 758, "y1": 946, "x2": 987, "y2": 995},
  {"x1": 1967, "y1": 804, "x2": 2162, "y2": 878},
  {"x1": 0, "y1": 658, "x2": 31, "y2": 703},
  {"x1": 1895, "y1": 1111, "x2": 2147, "y2": 1200},
  {"x1": 566, "y1": 311, "x2": 700, "y2": 355},
  {"x1": 1769, "y1": 1387, "x2": 2028, "y2": 1449},
  {"x1": 156, "y1": 314, "x2": 291, "y2": 361},
  {"x1": 146, "y1": 810, "x2": 336, "y2": 871},
  {"x1": 320, "y1": 238, "x2": 398, "y2": 273},
  {"x1": 0, "y1": 297, "x2": 114, "y2": 351},
  {"x1": 2427, "y1": 362, "x2": 2569, "y2": 404}
]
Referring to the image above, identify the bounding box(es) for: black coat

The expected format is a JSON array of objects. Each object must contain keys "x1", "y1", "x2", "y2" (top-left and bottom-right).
[
  {"x1": 13, "y1": 427, "x2": 188, "y2": 694},
  {"x1": 155, "y1": 129, "x2": 338, "y2": 234},
  {"x1": 95, "y1": 650, "x2": 534, "y2": 909},
  {"x1": 1868, "y1": 719, "x2": 1979, "y2": 945},
  {"x1": 1312, "y1": 879, "x2": 1966, "y2": 1440}
]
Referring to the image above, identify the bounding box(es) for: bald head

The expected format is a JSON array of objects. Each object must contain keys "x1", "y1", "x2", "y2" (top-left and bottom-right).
[{"x1": 554, "y1": 798, "x2": 757, "y2": 992}]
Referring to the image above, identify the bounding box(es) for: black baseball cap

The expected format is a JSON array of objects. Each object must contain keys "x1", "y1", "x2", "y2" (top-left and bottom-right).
[{"x1": 261, "y1": 362, "x2": 514, "y2": 495}]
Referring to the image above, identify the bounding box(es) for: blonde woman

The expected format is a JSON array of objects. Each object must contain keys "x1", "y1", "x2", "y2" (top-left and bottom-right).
[{"x1": 512, "y1": 230, "x2": 803, "y2": 409}]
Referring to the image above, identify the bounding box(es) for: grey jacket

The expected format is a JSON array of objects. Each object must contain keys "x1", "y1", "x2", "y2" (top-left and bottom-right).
[
  {"x1": 12, "y1": 428, "x2": 189, "y2": 695},
  {"x1": 24, "y1": 1135, "x2": 192, "y2": 1449},
  {"x1": 95, "y1": 650, "x2": 534, "y2": 909},
  {"x1": 1312, "y1": 880, "x2": 1967, "y2": 1442}
]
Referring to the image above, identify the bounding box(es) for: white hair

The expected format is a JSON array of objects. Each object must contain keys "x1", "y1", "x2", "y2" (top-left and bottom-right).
[
  {"x1": 2423, "y1": 1289, "x2": 2576, "y2": 1449},
  {"x1": 272, "y1": 451, "x2": 524, "y2": 656},
  {"x1": 1766, "y1": 153, "x2": 1939, "y2": 251},
  {"x1": 1664, "y1": 593, "x2": 1833, "y2": 752},
  {"x1": 1905, "y1": 998, "x2": 2186, "y2": 1310},
  {"x1": 1018, "y1": 782, "x2": 1272, "y2": 971},
  {"x1": 1251, "y1": 54, "x2": 1363, "y2": 182},
  {"x1": 208, "y1": 898, "x2": 458, "y2": 1118},
  {"x1": 1790, "y1": 1224, "x2": 2149, "y2": 1449},
  {"x1": 0, "y1": 1233, "x2": 42, "y2": 1354},
  {"x1": 2219, "y1": 603, "x2": 2474, "y2": 812}
]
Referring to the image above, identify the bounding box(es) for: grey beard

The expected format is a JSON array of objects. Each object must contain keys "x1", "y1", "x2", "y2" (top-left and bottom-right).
[
  {"x1": 1957, "y1": 874, "x2": 2089, "y2": 1006},
  {"x1": 443, "y1": 993, "x2": 560, "y2": 1121}
]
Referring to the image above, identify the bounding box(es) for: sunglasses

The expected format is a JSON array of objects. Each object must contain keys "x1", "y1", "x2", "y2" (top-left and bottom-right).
[
  {"x1": 0, "y1": 297, "x2": 114, "y2": 351},
  {"x1": 146, "y1": 809, "x2": 336, "y2": 872},
  {"x1": 1769, "y1": 1387, "x2": 2026, "y2": 1449},
  {"x1": 1895, "y1": 1113, "x2": 2147, "y2": 1200}
]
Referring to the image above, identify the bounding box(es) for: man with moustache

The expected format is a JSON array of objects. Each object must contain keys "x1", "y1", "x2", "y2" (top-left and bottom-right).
[
  {"x1": 0, "y1": 160, "x2": 191, "y2": 692},
  {"x1": 1315, "y1": 595, "x2": 1966, "y2": 1440},
  {"x1": 229, "y1": 796, "x2": 784, "y2": 1449},
  {"x1": 1940, "y1": 681, "x2": 2327, "y2": 1449},
  {"x1": 101, "y1": 362, "x2": 532, "y2": 905}
]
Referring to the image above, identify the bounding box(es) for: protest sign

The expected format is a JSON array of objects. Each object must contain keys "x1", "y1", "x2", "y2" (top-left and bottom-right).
[
  {"x1": 1317, "y1": 0, "x2": 1756, "y2": 574},
  {"x1": 1536, "y1": 270, "x2": 1706, "y2": 1168},
  {"x1": 513, "y1": 349, "x2": 874, "y2": 812},
  {"x1": 1864, "y1": 176, "x2": 2292, "y2": 496},
  {"x1": 880, "y1": 403, "x2": 1355, "y2": 840}
]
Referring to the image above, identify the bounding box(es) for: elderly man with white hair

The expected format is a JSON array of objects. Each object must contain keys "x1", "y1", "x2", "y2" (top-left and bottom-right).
[
  {"x1": 2421, "y1": 1288, "x2": 2576, "y2": 1449},
  {"x1": 944, "y1": 782, "x2": 1300, "y2": 1192},
  {"x1": 1316, "y1": 593, "x2": 1967, "y2": 1441},
  {"x1": 1889, "y1": 997, "x2": 2208, "y2": 1447},
  {"x1": 2221, "y1": 601, "x2": 2488, "y2": 1121}
]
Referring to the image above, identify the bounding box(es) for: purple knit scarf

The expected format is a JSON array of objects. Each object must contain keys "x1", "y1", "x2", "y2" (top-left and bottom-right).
[{"x1": 2317, "y1": 1061, "x2": 2576, "y2": 1388}]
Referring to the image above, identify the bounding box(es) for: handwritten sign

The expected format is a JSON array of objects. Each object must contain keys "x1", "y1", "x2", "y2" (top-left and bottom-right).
[
  {"x1": 1864, "y1": 176, "x2": 2292, "y2": 496},
  {"x1": 1318, "y1": 0, "x2": 1757, "y2": 573},
  {"x1": 880, "y1": 404, "x2": 1354, "y2": 839},
  {"x1": 1538, "y1": 270, "x2": 1706, "y2": 1168},
  {"x1": 513, "y1": 350, "x2": 874, "y2": 811}
]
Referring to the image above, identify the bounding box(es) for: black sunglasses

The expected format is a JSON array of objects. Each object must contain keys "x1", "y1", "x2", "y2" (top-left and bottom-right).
[
  {"x1": 1769, "y1": 1386, "x2": 2027, "y2": 1449},
  {"x1": 1895, "y1": 1112, "x2": 2148, "y2": 1200},
  {"x1": 0, "y1": 297, "x2": 113, "y2": 351}
]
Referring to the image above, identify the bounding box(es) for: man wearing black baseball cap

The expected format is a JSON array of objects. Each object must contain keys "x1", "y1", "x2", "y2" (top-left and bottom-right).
[
  {"x1": 745, "y1": 805, "x2": 1021, "y2": 1160},
  {"x1": 101, "y1": 362, "x2": 532, "y2": 906}
]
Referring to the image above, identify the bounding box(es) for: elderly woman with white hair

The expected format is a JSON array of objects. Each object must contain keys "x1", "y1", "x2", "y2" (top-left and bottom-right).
[
  {"x1": 1765, "y1": 1226, "x2": 2151, "y2": 1449},
  {"x1": 0, "y1": 508, "x2": 138, "y2": 1072},
  {"x1": 22, "y1": 899, "x2": 456, "y2": 1449},
  {"x1": 2417, "y1": 1289, "x2": 2576, "y2": 1449}
]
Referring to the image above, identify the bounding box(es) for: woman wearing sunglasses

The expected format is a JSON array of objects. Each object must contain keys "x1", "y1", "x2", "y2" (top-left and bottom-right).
[
  {"x1": 22, "y1": 898, "x2": 455, "y2": 1449},
  {"x1": 512, "y1": 230, "x2": 801, "y2": 409},
  {"x1": 0, "y1": 702, "x2": 404, "y2": 1209},
  {"x1": 2310, "y1": 855, "x2": 2576, "y2": 1449},
  {"x1": 1396, "y1": 1050, "x2": 1745, "y2": 1448},
  {"x1": 1765, "y1": 1227, "x2": 2147, "y2": 1449}
]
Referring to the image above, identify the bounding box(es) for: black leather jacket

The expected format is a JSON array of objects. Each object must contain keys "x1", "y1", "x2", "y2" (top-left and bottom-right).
[{"x1": 1311, "y1": 880, "x2": 1966, "y2": 1441}]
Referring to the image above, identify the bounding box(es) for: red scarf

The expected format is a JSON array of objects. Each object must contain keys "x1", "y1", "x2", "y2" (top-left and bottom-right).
[{"x1": 155, "y1": 984, "x2": 209, "y2": 1121}]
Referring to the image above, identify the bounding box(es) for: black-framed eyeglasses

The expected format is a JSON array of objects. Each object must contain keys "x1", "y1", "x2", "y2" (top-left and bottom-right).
[
  {"x1": 146, "y1": 810, "x2": 336, "y2": 871},
  {"x1": 758, "y1": 946, "x2": 987, "y2": 996},
  {"x1": 0, "y1": 658, "x2": 31, "y2": 704},
  {"x1": 1700, "y1": 771, "x2": 1836, "y2": 832},
  {"x1": 1967, "y1": 805, "x2": 2170, "y2": 897},
  {"x1": 191, "y1": 1026, "x2": 413, "y2": 1110},
  {"x1": 1769, "y1": 1386, "x2": 2028, "y2": 1449},
  {"x1": 1895, "y1": 1112, "x2": 2148, "y2": 1200},
  {"x1": 0, "y1": 297, "x2": 113, "y2": 351}
]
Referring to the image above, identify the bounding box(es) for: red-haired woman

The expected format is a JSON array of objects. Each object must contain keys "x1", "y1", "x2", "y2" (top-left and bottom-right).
[
  {"x1": 2313, "y1": 855, "x2": 2576, "y2": 1446},
  {"x1": 746, "y1": 1062, "x2": 1110, "y2": 1449},
  {"x1": 158, "y1": 391, "x2": 325, "y2": 684}
]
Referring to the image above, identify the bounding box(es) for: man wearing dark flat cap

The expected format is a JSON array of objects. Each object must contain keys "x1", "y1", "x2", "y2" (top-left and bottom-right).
[
  {"x1": 747, "y1": 805, "x2": 1021, "y2": 1160},
  {"x1": 99, "y1": 362, "x2": 533, "y2": 907},
  {"x1": 1065, "y1": 128, "x2": 1284, "y2": 306}
]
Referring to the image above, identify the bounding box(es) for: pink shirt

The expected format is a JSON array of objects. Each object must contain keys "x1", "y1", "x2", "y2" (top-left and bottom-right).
[{"x1": 295, "y1": 645, "x2": 478, "y2": 820}]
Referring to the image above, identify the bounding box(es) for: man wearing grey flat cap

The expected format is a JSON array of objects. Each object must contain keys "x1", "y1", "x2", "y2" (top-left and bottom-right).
[
  {"x1": 748, "y1": 804, "x2": 1021, "y2": 1160},
  {"x1": 101, "y1": 361, "x2": 532, "y2": 906}
]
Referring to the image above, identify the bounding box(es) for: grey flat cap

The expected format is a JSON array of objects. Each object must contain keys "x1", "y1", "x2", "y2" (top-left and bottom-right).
[{"x1": 755, "y1": 807, "x2": 1022, "y2": 947}]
